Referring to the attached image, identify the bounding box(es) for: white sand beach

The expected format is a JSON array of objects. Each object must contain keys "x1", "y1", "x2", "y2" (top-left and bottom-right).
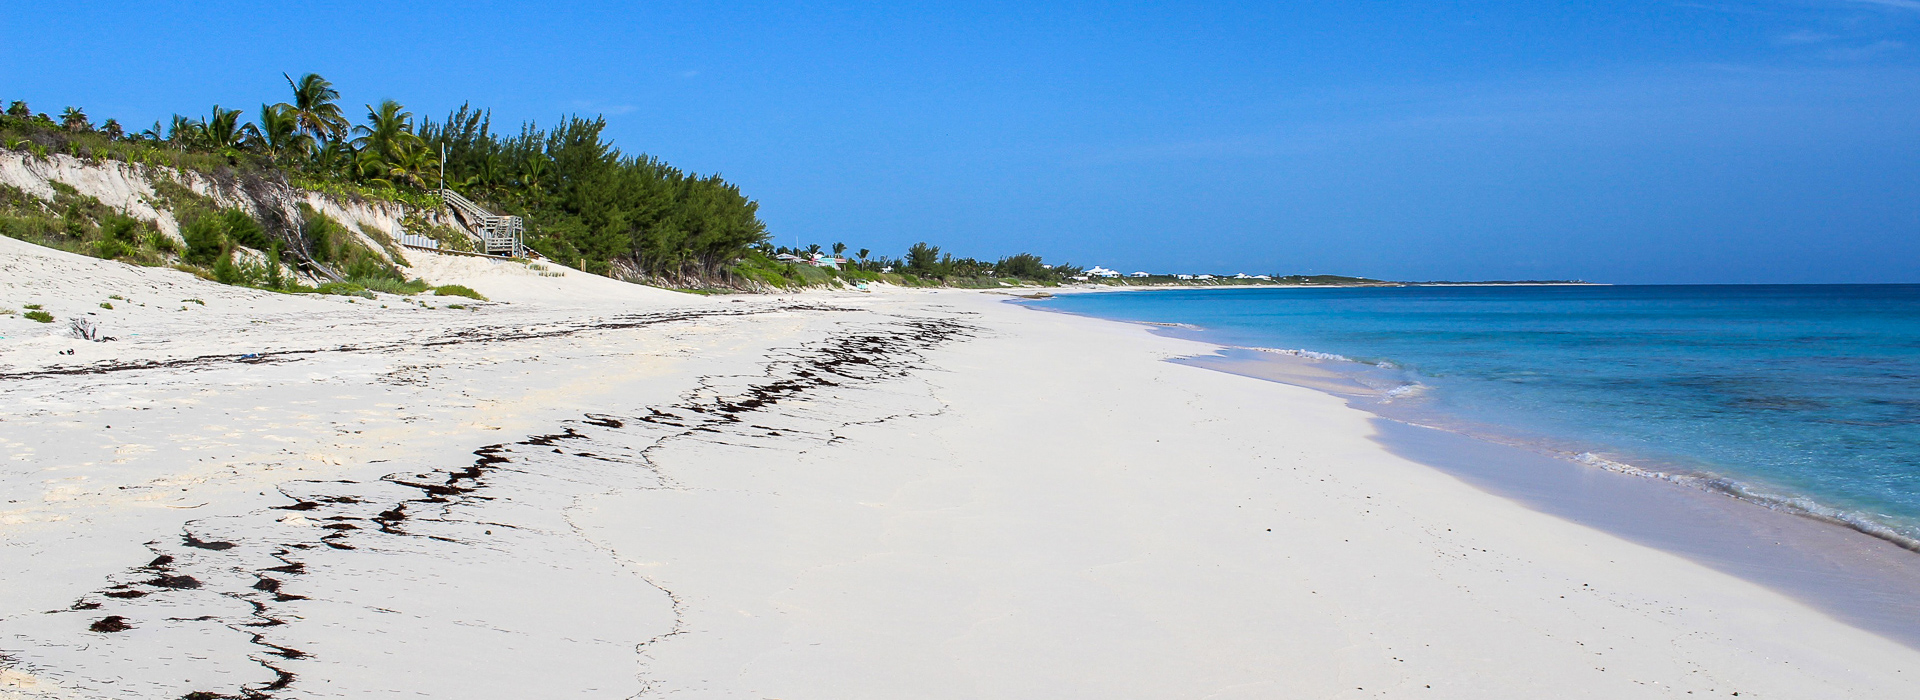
[{"x1": 4, "y1": 235, "x2": 1918, "y2": 699}]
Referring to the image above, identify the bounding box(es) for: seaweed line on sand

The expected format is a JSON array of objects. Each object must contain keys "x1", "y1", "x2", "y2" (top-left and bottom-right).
[{"x1": 7, "y1": 314, "x2": 972, "y2": 700}]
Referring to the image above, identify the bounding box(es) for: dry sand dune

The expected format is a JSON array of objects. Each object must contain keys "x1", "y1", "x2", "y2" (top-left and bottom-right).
[{"x1": 2, "y1": 239, "x2": 1917, "y2": 698}]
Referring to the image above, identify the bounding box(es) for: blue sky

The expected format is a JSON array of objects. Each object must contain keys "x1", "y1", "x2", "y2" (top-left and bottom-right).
[{"x1": 5, "y1": 1, "x2": 1919, "y2": 283}]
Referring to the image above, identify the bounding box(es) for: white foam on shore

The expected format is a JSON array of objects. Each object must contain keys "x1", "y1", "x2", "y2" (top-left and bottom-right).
[
  {"x1": 1574, "y1": 451, "x2": 1920, "y2": 553},
  {"x1": 1250, "y1": 346, "x2": 1355, "y2": 362},
  {"x1": 1229, "y1": 334, "x2": 1920, "y2": 555}
]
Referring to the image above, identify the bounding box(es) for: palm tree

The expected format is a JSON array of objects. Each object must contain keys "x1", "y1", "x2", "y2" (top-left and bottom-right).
[
  {"x1": 313, "y1": 140, "x2": 354, "y2": 178},
  {"x1": 352, "y1": 100, "x2": 417, "y2": 160},
  {"x1": 519, "y1": 155, "x2": 549, "y2": 190},
  {"x1": 281, "y1": 73, "x2": 349, "y2": 143},
  {"x1": 471, "y1": 154, "x2": 505, "y2": 193},
  {"x1": 250, "y1": 103, "x2": 312, "y2": 159},
  {"x1": 832, "y1": 242, "x2": 847, "y2": 256},
  {"x1": 166, "y1": 114, "x2": 202, "y2": 148},
  {"x1": 387, "y1": 137, "x2": 435, "y2": 187},
  {"x1": 101, "y1": 119, "x2": 124, "y2": 140},
  {"x1": 857, "y1": 248, "x2": 870, "y2": 261},
  {"x1": 60, "y1": 107, "x2": 91, "y2": 133},
  {"x1": 202, "y1": 106, "x2": 246, "y2": 151}
]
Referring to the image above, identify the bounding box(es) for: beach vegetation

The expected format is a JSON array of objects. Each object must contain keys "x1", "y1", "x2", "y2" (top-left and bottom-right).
[
  {"x1": 315, "y1": 282, "x2": 374, "y2": 298},
  {"x1": 4, "y1": 75, "x2": 1356, "y2": 294},
  {"x1": 431, "y1": 284, "x2": 485, "y2": 300},
  {"x1": 355, "y1": 277, "x2": 430, "y2": 295},
  {"x1": 24, "y1": 310, "x2": 54, "y2": 323}
]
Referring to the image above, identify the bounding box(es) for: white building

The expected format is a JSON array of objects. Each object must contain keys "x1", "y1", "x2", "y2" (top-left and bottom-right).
[
  {"x1": 1129, "y1": 271, "x2": 1151, "y2": 278},
  {"x1": 1087, "y1": 266, "x2": 1121, "y2": 278},
  {"x1": 1175, "y1": 274, "x2": 1194, "y2": 280}
]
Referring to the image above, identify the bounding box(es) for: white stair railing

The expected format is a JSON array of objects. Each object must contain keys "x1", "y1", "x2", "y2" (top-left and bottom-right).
[{"x1": 439, "y1": 189, "x2": 524, "y2": 257}]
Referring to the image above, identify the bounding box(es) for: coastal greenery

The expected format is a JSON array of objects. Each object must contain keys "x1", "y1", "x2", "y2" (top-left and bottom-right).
[
  {"x1": 3, "y1": 77, "x2": 1396, "y2": 293},
  {"x1": 431, "y1": 284, "x2": 486, "y2": 300}
]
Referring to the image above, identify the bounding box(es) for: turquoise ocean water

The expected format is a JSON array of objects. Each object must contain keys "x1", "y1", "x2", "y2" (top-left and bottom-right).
[{"x1": 1032, "y1": 285, "x2": 1920, "y2": 547}]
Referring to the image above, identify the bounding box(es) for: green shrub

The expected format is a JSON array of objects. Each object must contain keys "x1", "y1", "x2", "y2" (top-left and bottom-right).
[
  {"x1": 99, "y1": 302, "x2": 112, "y2": 310},
  {"x1": 212, "y1": 253, "x2": 245, "y2": 284},
  {"x1": 24, "y1": 304, "x2": 43, "y2": 310},
  {"x1": 266, "y1": 242, "x2": 285, "y2": 289},
  {"x1": 24, "y1": 310, "x2": 53, "y2": 323},
  {"x1": 343, "y1": 256, "x2": 394, "y2": 280},
  {"x1": 180, "y1": 215, "x2": 224, "y2": 265},
  {"x1": 432, "y1": 284, "x2": 486, "y2": 300},
  {"x1": 220, "y1": 209, "x2": 271, "y2": 250},
  {"x1": 94, "y1": 238, "x2": 132, "y2": 259},
  {"x1": 147, "y1": 231, "x2": 179, "y2": 254},
  {"x1": 101, "y1": 214, "x2": 142, "y2": 243},
  {"x1": 300, "y1": 207, "x2": 339, "y2": 262},
  {"x1": 315, "y1": 282, "x2": 373, "y2": 298},
  {"x1": 356, "y1": 276, "x2": 430, "y2": 295}
]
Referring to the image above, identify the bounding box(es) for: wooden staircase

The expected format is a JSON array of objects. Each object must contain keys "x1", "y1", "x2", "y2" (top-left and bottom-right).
[{"x1": 440, "y1": 189, "x2": 525, "y2": 257}]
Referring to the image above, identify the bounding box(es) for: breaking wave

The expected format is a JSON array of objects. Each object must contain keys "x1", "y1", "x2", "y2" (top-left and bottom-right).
[{"x1": 1573, "y1": 452, "x2": 1920, "y2": 552}]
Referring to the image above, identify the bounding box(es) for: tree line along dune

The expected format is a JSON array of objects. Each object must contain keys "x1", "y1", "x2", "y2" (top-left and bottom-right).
[{"x1": 1, "y1": 73, "x2": 1103, "y2": 294}]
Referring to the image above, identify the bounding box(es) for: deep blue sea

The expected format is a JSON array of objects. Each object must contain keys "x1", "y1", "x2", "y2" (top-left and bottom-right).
[{"x1": 1033, "y1": 285, "x2": 1920, "y2": 545}]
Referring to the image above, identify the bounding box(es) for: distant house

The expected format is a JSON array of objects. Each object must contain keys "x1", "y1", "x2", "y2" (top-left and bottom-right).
[
  {"x1": 775, "y1": 253, "x2": 805, "y2": 263},
  {"x1": 1087, "y1": 266, "x2": 1121, "y2": 278},
  {"x1": 1196, "y1": 274, "x2": 1215, "y2": 280},
  {"x1": 1072, "y1": 275, "x2": 1091, "y2": 281},
  {"x1": 1129, "y1": 271, "x2": 1151, "y2": 278},
  {"x1": 1175, "y1": 274, "x2": 1194, "y2": 280},
  {"x1": 1253, "y1": 274, "x2": 1272, "y2": 280},
  {"x1": 1233, "y1": 273, "x2": 1252, "y2": 279}
]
